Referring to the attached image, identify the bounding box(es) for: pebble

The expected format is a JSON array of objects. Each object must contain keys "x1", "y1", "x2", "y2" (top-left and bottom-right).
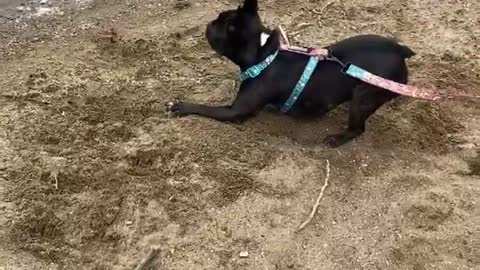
[
  {"x1": 239, "y1": 251, "x2": 249, "y2": 258},
  {"x1": 40, "y1": 0, "x2": 49, "y2": 4},
  {"x1": 125, "y1": 220, "x2": 133, "y2": 225}
]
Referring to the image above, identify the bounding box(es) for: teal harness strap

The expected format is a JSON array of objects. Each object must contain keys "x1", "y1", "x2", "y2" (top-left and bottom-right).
[
  {"x1": 280, "y1": 56, "x2": 319, "y2": 113},
  {"x1": 240, "y1": 51, "x2": 279, "y2": 82},
  {"x1": 239, "y1": 51, "x2": 319, "y2": 113}
]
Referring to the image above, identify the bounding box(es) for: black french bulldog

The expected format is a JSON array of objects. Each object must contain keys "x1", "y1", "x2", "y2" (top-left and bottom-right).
[{"x1": 168, "y1": 0, "x2": 415, "y2": 147}]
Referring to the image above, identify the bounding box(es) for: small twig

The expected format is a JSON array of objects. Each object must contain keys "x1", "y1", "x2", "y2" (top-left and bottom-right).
[
  {"x1": 6, "y1": 37, "x2": 16, "y2": 47},
  {"x1": 278, "y1": 25, "x2": 290, "y2": 46},
  {"x1": 321, "y1": 0, "x2": 337, "y2": 13},
  {"x1": 52, "y1": 171, "x2": 58, "y2": 189},
  {"x1": 296, "y1": 22, "x2": 314, "y2": 29},
  {"x1": 290, "y1": 23, "x2": 314, "y2": 37},
  {"x1": 312, "y1": 0, "x2": 337, "y2": 15},
  {"x1": 296, "y1": 160, "x2": 331, "y2": 232},
  {"x1": 134, "y1": 247, "x2": 161, "y2": 270},
  {"x1": 383, "y1": 27, "x2": 398, "y2": 41}
]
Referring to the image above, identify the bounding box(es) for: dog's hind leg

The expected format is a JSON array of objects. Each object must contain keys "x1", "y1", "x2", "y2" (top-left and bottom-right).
[
  {"x1": 323, "y1": 54, "x2": 409, "y2": 148},
  {"x1": 323, "y1": 85, "x2": 399, "y2": 147}
]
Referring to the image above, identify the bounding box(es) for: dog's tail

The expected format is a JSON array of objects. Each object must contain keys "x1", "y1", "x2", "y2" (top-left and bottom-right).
[{"x1": 398, "y1": 44, "x2": 416, "y2": 58}]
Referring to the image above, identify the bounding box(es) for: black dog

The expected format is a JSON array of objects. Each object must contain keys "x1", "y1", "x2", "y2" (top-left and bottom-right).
[{"x1": 168, "y1": 0, "x2": 415, "y2": 147}]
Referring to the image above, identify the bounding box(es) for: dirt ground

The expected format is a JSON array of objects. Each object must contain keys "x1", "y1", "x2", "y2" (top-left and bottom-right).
[{"x1": 0, "y1": 0, "x2": 479, "y2": 269}]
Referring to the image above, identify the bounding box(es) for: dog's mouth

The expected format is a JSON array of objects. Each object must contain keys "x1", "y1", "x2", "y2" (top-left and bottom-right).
[
  {"x1": 206, "y1": 41, "x2": 225, "y2": 57},
  {"x1": 205, "y1": 24, "x2": 216, "y2": 43},
  {"x1": 206, "y1": 24, "x2": 228, "y2": 55}
]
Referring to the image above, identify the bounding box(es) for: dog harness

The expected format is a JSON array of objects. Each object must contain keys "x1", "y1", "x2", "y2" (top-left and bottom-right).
[
  {"x1": 239, "y1": 27, "x2": 479, "y2": 113},
  {"x1": 240, "y1": 51, "x2": 279, "y2": 81},
  {"x1": 240, "y1": 48, "x2": 322, "y2": 112}
]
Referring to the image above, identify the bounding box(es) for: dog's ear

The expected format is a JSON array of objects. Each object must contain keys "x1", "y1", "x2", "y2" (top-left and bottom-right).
[
  {"x1": 264, "y1": 29, "x2": 280, "y2": 48},
  {"x1": 241, "y1": 0, "x2": 258, "y2": 13},
  {"x1": 257, "y1": 29, "x2": 280, "y2": 59}
]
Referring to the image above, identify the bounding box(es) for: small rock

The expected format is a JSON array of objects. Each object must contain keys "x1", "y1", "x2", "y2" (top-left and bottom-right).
[
  {"x1": 40, "y1": 0, "x2": 48, "y2": 4},
  {"x1": 16, "y1": 6, "x2": 25, "y2": 12},
  {"x1": 125, "y1": 220, "x2": 133, "y2": 225},
  {"x1": 0, "y1": 163, "x2": 8, "y2": 171},
  {"x1": 239, "y1": 251, "x2": 249, "y2": 258}
]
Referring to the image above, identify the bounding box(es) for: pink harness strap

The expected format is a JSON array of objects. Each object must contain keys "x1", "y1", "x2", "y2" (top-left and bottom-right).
[
  {"x1": 279, "y1": 44, "x2": 329, "y2": 60},
  {"x1": 276, "y1": 26, "x2": 480, "y2": 101},
  {"x1": 342, "y1": 64, "x2": 443, "y2": 100}
]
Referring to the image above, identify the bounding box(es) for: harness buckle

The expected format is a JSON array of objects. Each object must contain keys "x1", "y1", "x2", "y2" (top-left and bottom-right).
[{"x1": 246, "y1": 66, "x2": 261, "y2": 78}]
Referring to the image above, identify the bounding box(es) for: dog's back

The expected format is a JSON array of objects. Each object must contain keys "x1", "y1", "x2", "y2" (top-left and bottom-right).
[
  {"x1": 266, "y1": 35, "x2": 412, "y2": 117},
  {"x1": 327, "y1": 34, "x2": 415, "y2": 60}
]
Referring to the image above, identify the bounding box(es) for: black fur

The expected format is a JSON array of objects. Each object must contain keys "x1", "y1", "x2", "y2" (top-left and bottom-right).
[{"x1": 168, "y1": 0, "x2": 415, "y2": 147}]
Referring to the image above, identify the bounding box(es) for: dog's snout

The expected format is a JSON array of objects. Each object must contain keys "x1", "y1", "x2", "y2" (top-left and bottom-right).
[
  {"x1": 206, "y1": 23, "x2": 212, "y2": 37},
  {"x1": 206, "y1": 23, "x2": 216, "y2": 41}
]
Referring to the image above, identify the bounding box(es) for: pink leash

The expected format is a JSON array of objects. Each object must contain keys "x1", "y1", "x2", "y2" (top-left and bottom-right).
[{"x1": 276, "y1": 26, "x2": 480, "y2": 101}]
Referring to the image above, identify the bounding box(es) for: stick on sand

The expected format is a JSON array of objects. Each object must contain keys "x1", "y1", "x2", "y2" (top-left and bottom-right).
[
  {"x1": 297, "y1": 160, "x2": 331, "y2": 232},
  {"x1": 134, "y1": 247, "x2": 161, "y2": 270}
]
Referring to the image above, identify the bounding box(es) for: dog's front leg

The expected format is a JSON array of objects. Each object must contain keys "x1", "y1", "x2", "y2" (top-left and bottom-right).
[
  {"x1": 168, "y1": 102, "x2": 252, "y2": 122},
  {"x1": 168, "y1": 86, "x2": 270, "y2": 122}
]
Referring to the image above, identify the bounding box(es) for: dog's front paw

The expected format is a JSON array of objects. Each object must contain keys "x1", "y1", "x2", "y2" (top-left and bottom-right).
[{"x1": 166, "y1": 101, "x2": 190, "y2": 116}]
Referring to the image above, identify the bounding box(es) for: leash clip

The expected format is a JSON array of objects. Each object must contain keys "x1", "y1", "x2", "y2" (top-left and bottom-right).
[{"x1": 341, "y1": 63, "x2": 352, "y2": 75}]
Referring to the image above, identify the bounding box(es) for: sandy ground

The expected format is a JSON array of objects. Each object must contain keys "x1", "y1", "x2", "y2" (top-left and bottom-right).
[
  {"x1": 0, "y1": 0, "x2": 479, "y2": 269},
  {"x1": 0, "y1": 0, "x2": 72, "y2": 22}
]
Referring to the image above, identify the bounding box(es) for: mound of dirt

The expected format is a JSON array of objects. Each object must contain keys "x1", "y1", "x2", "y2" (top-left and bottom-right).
[{"x1": 373, "y1": 100, "x2": 464, "y2": 153}]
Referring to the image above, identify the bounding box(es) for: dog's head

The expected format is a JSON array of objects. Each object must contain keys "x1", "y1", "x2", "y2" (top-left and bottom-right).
[{"x1": 206, "y1": 0, "x2": 278, "y2": 68}]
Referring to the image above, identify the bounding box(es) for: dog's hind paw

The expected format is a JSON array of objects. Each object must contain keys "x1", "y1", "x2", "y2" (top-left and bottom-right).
[{"x1": 323, "y1": 134, "x2": 349, "y2": 148}]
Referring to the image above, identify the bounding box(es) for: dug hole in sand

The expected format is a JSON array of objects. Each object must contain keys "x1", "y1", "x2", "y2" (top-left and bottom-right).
[{"x1": 0, "y1": 0, "x2": 479, "y2": 269}]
